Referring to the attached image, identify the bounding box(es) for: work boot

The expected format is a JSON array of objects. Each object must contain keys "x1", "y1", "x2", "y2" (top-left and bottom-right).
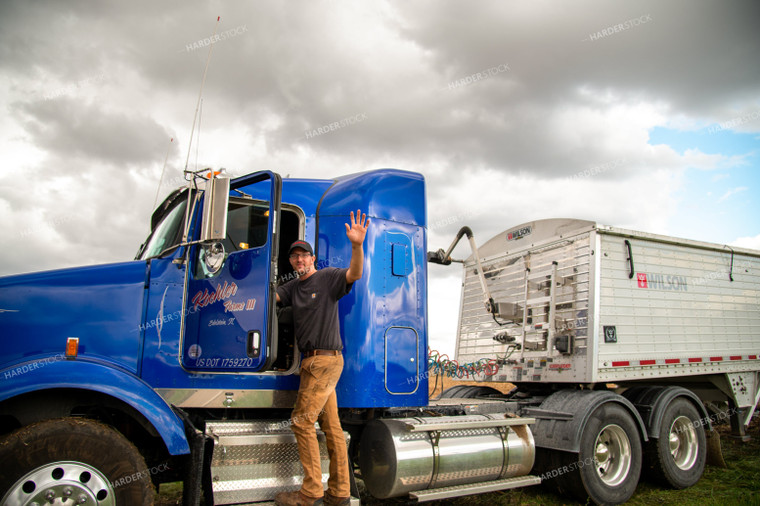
[
  {"x1": 274, "y1": 490, "x2": 324, "y2": 506},
  {"x1": 323, "y1": 490, "x2": 350, "y2": 506}
]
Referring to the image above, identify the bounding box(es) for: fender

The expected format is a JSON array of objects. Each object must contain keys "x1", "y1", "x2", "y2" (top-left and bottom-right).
[
  {"x1": 527, "y1": 389, "x2": 648, "y2": 452},
  {"x1": 0, "y1": 357, "x2": 190, "y2": 455},
  {"x1": 622, "y1": 385, "x2": 712, "y2": 437}
]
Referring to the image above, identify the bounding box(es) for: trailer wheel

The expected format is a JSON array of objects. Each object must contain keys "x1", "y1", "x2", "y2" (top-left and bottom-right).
[
  {"x1": 0, "y1": 418, "x2": 154, "y2": 505},
  {"x1": 645, "y1": 398, "x2": 706, "y2": 489},
  {"x1": 564, "y1": 403, "x2": 642, "y2": 505}
]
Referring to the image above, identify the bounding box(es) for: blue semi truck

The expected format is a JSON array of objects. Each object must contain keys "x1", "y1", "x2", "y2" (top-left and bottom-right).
[
  {"x1": 0, "y1": 169, "x2": 538, "y2": 505},
  {"x1": 1, "y1": 168, "x2": 758, "y2": 505}
]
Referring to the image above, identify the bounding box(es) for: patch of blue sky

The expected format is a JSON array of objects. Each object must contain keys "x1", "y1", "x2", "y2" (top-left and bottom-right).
[{"x1": 648, "y1": 126, "x2": 759, "y2": 246}]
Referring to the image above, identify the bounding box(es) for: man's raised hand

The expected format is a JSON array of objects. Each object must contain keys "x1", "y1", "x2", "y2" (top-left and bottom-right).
[{"x1": 345, "y1": 209, "x2": 370, "y2": 246}]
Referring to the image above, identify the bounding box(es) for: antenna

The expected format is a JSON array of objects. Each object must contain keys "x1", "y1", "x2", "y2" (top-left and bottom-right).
[
  {"x1": 196, "y1": 99, "x2": 203, "y2": 171},
  {"x1": 183, "y1": 16, "x2": 221, "y2": 179},
  {"x1": 180, "y1": 16, "x2": 221, "y2": 245},
  {"x1": 153, "y1": 137, "x2": 174, "y2": 209}
]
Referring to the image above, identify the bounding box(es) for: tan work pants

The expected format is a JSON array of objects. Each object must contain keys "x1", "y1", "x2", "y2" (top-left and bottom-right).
[{"x1": 290, "y1": 354, "x2": 350, "y2": 499}]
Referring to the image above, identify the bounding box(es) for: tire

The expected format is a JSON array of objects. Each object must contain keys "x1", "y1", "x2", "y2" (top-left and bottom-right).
[
  {"x1": 0, "y1": 417, "x2": 154, "y2": 505},
  {"x1": 644, "y1": 397, "x2": 706, "y2": 489},
  {"x1": 559, "y1": 403, "x2": 642, "y2": 505}
]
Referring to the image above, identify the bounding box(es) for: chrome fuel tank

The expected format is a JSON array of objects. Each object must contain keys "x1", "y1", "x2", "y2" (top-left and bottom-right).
[{"x1": 359, "y1": 414, "x2": 535, "y2": 499}]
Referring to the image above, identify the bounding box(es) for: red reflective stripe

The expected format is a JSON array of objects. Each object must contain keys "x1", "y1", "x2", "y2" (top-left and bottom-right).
[
  {"x1": 612, "y1": 361, "x2": 630, "y2": 367},
  {"x1": 640, "y1": 360, "x2": 656, "y2": 365},
  {"x1": 710, "y1": 356, "x2": 723, "y2": 362},
  {"x1": 665, "y1": 358, "x2": 680, "y2": 364},
  {"x1": 688, "y1": 358, "x2": 702, "y2": 363},
  {"x1": 751, "y1": 355, "x2": 759, "y2": 360},
  {"x1": 730, "y1": 356, "x2": 742, "y2": 361}
]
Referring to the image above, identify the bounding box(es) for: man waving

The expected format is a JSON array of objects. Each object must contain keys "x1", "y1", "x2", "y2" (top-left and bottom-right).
[{"x1": 275, "y1": 209, "x2": 370, "y2": 506}]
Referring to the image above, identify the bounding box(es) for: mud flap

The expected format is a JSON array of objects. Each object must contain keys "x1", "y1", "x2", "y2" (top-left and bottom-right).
[{"x1": 705, "y1": 429, "x2": 727, "y2": 468}]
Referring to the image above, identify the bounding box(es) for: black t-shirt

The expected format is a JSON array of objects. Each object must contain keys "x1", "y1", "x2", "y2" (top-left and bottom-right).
[{"x1": 276, "y1": 267, "x2": 353, "y2": 351}]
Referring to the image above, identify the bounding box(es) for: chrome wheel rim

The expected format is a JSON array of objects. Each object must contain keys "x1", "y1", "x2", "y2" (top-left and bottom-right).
[
  {"x1": 1, "y1": 461, "x2": 115, "y2": 506},
  {"x1": 669, "y1": 415, "x2": 698, "y2": 470},
  {"x1": 593, "y1": 424, "x2": 632, "y2": 486}
]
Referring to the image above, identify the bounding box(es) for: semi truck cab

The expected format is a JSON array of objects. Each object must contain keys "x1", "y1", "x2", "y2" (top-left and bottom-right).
[{"x1": 0, "y1": 169, "x2": 443, "y2": 504}]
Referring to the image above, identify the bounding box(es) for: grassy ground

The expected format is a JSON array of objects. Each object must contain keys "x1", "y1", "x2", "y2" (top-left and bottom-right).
[{"x1": 157, "y1": 376, "x2": 760, "y2": 505}]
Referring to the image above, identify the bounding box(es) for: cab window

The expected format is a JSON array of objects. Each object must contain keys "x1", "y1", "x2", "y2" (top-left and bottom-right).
[
  {"x1": 225, "y1": 199, "x2": 270, "y2": 251},
  {"x1": 195, "y1": 198, "x2": 270, "y2": 279}
]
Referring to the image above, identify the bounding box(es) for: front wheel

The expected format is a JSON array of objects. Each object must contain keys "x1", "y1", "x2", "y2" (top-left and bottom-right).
[
  {"x1": 559, "y1": 403, "x2": 642, "y2": 505},
  {"x1": 0, "y1": 418, "x2": 155, "y2": 505},
  {"x1": 644, "y1": 397, "x2": 706, "y2": 488}
]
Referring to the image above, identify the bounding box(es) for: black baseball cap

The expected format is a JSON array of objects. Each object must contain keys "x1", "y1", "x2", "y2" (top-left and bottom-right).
[{"x1": 288, "y1": 240, "x2": 314, "y2": 256}]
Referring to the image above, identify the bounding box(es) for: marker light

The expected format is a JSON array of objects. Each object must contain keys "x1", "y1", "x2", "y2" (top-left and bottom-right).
[{"x1": 66, "y1": 337, "x2": 79, "y2": 359}]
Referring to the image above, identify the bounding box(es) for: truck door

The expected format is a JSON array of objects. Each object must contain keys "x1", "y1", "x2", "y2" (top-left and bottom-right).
[{"x1": 181, "y1": 171, "x2": 281, "y2": 373}]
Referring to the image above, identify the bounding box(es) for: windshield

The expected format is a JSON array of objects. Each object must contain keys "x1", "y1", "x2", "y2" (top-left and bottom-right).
[{"x1": 139, "y1": 196, "x2": 189, "y2": 260}]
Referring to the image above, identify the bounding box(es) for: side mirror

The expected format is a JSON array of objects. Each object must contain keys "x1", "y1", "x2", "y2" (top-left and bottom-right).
[{"x1": 201, "y1": 176, "x2": 230, "y2": 242}]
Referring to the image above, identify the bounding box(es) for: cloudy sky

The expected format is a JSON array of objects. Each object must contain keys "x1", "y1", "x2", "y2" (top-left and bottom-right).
[{"x1": 1, "y1": 0, "x2": 758, "y2": 354}]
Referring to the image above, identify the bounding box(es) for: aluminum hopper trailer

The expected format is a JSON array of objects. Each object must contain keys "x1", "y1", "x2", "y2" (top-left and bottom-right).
[{"x1": 429, "y1": 218, "x2": 760, "y2": 504}]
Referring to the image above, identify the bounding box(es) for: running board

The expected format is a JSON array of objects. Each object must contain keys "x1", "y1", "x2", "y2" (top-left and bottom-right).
[
  {"x1": 403, "y1": 417, "x2": 535, "y2": 432},
  {"x1": 409, "y1": 475, "x2": 542, "y2": 502}
]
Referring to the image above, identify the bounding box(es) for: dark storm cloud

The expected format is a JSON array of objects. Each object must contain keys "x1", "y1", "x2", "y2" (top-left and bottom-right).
[
  {"x1": 222, "y1": 0, "x2": 758, "y2": 177},
  {"x1": 12, "y1": 98, "x2": 175, "y2": 167},
  {"x1": 395, "y1": 0, "x2": 760, "y2": 110},
  {"x1": 2, "y1": 0, "x2": 758, "y2": 176},
  {"x1": 381, "y1": 0, "x2": 760, "y2": 174},
  {"x1": 0, "y1": 0, "x2": 122, "y2": 80}
]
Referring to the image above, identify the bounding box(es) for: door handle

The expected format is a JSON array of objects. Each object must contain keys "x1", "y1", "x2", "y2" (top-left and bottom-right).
[{"x1": 247, "y1": 330, "x2": 261, "y2": 358}]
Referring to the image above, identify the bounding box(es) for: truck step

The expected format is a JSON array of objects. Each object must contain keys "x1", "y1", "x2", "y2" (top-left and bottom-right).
[
  {"x1": 227, "y1": 498, "x2": 360, "y2": 506},
  {"x1": 205, "y1": 420, "x2": 350, "y2": 505},
  {"x1": 409, "y1": 475, "x2": 542, "y2": 502}
]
